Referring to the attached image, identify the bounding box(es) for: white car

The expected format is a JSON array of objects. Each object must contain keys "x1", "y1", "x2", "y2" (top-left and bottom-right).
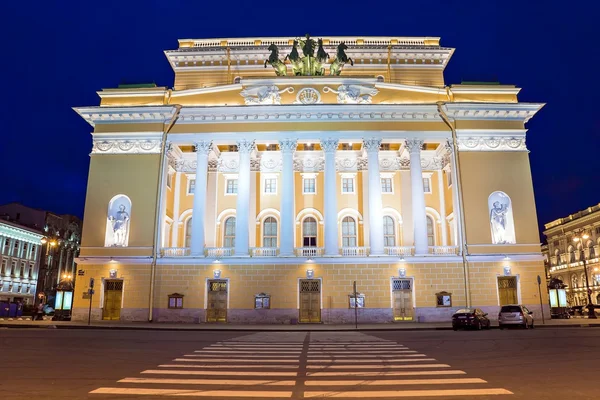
[{"x1": 498, "y1": 304, "x2": 534, "y2": 329}]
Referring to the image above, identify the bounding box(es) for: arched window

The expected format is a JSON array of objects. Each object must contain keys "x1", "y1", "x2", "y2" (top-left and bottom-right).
[
  {"x1": 568, "y1": 245, "x2": 576, "y2": 263},
  {"x1": 224, "y1": 217, "x2": 236, "y2": 248},
  {"x1": 104, "y1": 194, "x2": 132, "y2": 247},
  {"x1": 302, "y1": 217, "x2": 317, "y2": 247},
  {"x1": 488, "y1": 191, "x2": 516, "y2": 244},
  {"x1": 233, "y1": 76, "x2": 241, "y2": 84},
  {"x1": 263, "y1": 217, "x2": 278, "y2": 247},
  {"x1": 383, "y1": 216, "x2": 395, "y2": 246},
  {"x1": 185, "y1": 218, "x2": 193, "y2": 248},
  {"x1": 342, "y1": 216, "x2": 357, "y2": 247},
  {"x1": 426, "y1": 216, "x2": 435, "y2": 246},
  {"x1": 376, "y1": 75, "x2": 385, "y2": 82}
]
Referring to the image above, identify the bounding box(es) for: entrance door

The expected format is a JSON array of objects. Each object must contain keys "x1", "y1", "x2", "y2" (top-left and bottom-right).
[
  {"x1": 498, "y1": 277, "x2": 518, "y2": 305},
  {"x1": 299, "y1": 279, "x2": 321, "y2": 323},
  {"x1": 392, "y1": 279, "x2": 414, "y2": 321},
  {"x1": 207, "y1": 280, "x2": 227, "y2": 323},
  {"x1": 102, "y1": 280, "x2": 123, "y2": 320}
]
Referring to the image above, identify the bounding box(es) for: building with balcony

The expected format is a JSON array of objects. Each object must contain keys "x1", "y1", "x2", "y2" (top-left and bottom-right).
[
  {"x1": 72, "y1": 35, "x2": 546, "y2": 323},
  {"x1": 543, "y1": 204, "x2": 600, "y2": 307}
]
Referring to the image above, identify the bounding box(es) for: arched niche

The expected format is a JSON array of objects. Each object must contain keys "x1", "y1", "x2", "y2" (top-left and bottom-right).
[
  {"x1": 488, "y1": 191, "x2": 516, "y2": 244},
  {"x1": 105, "y1": 194, "x2": 132, "y2": 247}
]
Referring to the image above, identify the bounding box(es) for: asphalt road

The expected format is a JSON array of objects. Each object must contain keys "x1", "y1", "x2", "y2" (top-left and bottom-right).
[{"x1": 0, "y1": 327, "x2": 598, "y2": 399}]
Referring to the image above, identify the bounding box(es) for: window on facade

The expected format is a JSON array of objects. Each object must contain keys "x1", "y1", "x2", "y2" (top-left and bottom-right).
[
  {"x1": 304, "y1": 143, "x2": 314, "y2": 151},
  {"x1": 349, "y1": 294, "x2": 365, "y2": 308},
  {"x1": 226, "y1": 179, "x2": 238, "y2": 194},
  {"x1": 28, "y1": 265, "x2": 33, "y2": 279},
  {"x1": 342, "y1": 216, "x2": 357, "y2": 247},
  {"x1": 303, "y1": 178, "x2": 316, "y2": 194},
  {"x1": 1, "y1": 259, "x2": 6, "y2": 275},
  {"x1": 265, "y1": 144, "x2": 277, "y2": 151},
  {"x1": 302, "y1": 217, "x2": 317, "y2": 247},
  {"x1": 185, "y1": 218, "x2": 193, "y2": 248},
  {"x1": 263, "y1": 217, "x2": 278, "y2": 247},
  {"x1": 447, "y1": 170, "x2": 453, "y2": 186},
  {"x1": 13, "y1": 241, "x2": 19, "y2": 256},
  {"x1": 423, "y1": 177, "x2": 431, "y2": 193},
  {"x1": 264, "y1": 178, "x2": 277, "y2": 194},
  {"x1": 228, "y1": 145, "x2": 238, "y2": 152},
  {"x1": 380, "y1": 143, "x2": 390, "y2": 150},
  {"x1": 224, "y1": 217, "x2": 236, "y2": 247},
  {"x1": 233, "y1": 76, "x2": 241, "y2": 84},
  {"x1": 426, "y1": 216, "x2": 435, "y2": 246},
  {"x1": 188, "y1": 179, "x2": 196, "y2": 194},
  {"x1": 30, "y1": 245, "x2": 36, "y2": 260},
  {"x1": 2, "y1": 239, "x2": 8, "y2": 254},
  {"x1": 255, "y1": 293, "x2": 271, "y2": 309},
  {"x1": 342, "y1": 178, "x2": 355, "y2": 193},
  {"x1": 168, "y1": 293, "x2": 184, "y2": 309},
  {"x1": 20, "y1": 262, "x2": 25, "y2": 277},
  {"x1": 381, "y1": 178, "x2": 393, "y2": 193},
  {"x1": 22, "y1": 243, "x2": 28, "y2": 258},
  {"x1": 341, "y1": 143, "x2": 352, "y2": 151},
  {"x1": 10, "y1": 261, "x2": 16, "y2": 276},
  {"x1": 383, "y1": 216, "x2": 395, "y2": 247}
]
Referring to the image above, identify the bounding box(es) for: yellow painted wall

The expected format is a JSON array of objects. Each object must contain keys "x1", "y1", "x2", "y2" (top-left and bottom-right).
[
  {"x1": 459, "y1": 151, "x2": 540, "y2": 250},
  {"x1": 80, "y1": 154, "x2": 160, "y2": 255}
]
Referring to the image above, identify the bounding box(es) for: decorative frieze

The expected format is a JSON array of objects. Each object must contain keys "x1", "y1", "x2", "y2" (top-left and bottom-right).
[
  {"x1": 91, "y1": 139, "x2": 162, "y2": 154},
  {"x1": 293, "y1": 155, "x2": 324, "y2": 172},
  {"x1": 323, "y1": 85, "x2": 379, "y2": 104},
  {"x1": 239, "y1": 86, "x2": 294, "y2": 105},
  {"x1": 457, "y1": 137, "x2": 527, "y2": 152}
]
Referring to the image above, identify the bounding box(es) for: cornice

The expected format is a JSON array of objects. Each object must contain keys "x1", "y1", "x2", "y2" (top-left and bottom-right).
[
  {"x1": 0, "y1": 222, "x2": 44, "y2": 243},
  {"x1": 443, "y1": 103, "x2": 544, "y2": 123},
  {"x1": 97, "y1": 88, "x2": 168, "y2": 99},
  {"x1": 91, "y1": 139, "x2": 162, "y2": 155},
  {"x1": 73, "y1": 106, "x2": 177, "y2": 127}
]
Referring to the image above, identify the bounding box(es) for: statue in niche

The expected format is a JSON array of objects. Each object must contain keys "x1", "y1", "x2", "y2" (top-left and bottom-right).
[
  {"x1": 489, "y1": 200, "x2": 511, "y2": 244},
  {"x1": 108, "y1": 204, "x2": 130, "y2": 246}
]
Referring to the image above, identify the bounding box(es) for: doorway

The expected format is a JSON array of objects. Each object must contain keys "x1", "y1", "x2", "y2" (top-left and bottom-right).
[
  {"x1": 498, "y1": 276, "x2": 518, "y2": 305},
  {"x1": 102, "y1": 280, "x2": 123, "y2": 320},
  {"x1": 392, "y1": 278, "x2": 414, "y2": 321},
  {"x1": 299, "y1": 279, "x2": 321, "y2": 323},
  {"x1": 207, "y1": 280, "x2": 228, "y2": 323}
]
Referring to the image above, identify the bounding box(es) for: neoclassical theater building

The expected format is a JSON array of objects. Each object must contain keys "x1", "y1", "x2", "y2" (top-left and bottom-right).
[{"x1": 73, "y1": 35, "x2": 547, "y2": 323}]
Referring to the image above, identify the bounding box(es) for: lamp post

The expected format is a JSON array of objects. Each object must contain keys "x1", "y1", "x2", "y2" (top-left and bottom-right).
[{"x1": 573, "y1": 231, "x2": 597, "y2": 319}]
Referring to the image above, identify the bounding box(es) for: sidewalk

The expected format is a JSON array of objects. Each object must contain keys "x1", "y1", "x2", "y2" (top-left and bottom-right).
[{"x1": 2, "y1": 317, "x2": 600, "y2": 331}]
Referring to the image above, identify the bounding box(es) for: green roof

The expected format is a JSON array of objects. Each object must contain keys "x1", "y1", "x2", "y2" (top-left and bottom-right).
[
  {"x1": 460, "y1": 81, "x2": 500, "y2": 85},
  {"x1": 117, "y1": 83, "x2": 157, "y2": 89}
]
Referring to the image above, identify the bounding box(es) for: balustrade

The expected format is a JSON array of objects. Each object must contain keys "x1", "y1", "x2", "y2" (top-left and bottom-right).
[
  {"x1": 384, "y1": 246, "x2": 414, "y2": 256},
  {"x1": 340, "y1": 247, "x2": 369, "y2": 257},
  {"x1": 428, "y1": 246, "x2": 459, "y2": 256},
  {"x1": 206, "y1": 247, "x2": 234, "y2": 257},
  {"x1": 294, "y1": 247, "x2": 324, "y2": 257},
  {"x1": 250, "y1": 247, "x2": 279, "y2": 257},
  {"x1": 161, "y1": 247, "x2": 190, "y2": 257}
]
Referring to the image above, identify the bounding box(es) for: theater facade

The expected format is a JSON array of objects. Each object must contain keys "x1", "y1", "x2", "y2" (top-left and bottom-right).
[{"x1": 72, "y1": 35, "x2": 547, "y2": 323}]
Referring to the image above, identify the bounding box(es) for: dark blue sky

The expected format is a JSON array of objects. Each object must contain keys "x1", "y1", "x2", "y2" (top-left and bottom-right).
[{"x1": 1, "y1": 1, "x2": 598, "y2": 238}]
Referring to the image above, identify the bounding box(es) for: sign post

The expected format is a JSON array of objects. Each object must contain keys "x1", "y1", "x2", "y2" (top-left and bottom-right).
[
  {"x1": 353, "y1": 281, "x2": 358, "y2": 329},
  {"x1": 88, "y1": 278, "x2": 95, "y2": 326},
  {"x1": 537, "y1": 275, "x2": 545, "y2": 324}
]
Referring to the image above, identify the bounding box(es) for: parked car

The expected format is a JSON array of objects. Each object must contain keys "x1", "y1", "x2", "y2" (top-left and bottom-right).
[
  {"x1": 452, "y1": 308, "x2": 491, "y2": 330},
  {"x1": 498, "y1": 304, "x2": 534, "y2": 329}
]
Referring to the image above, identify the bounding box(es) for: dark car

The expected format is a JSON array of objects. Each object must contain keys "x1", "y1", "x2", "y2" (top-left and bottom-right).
[{"x1": 452, "y1": 308, "x2": 491, "y2": 330}]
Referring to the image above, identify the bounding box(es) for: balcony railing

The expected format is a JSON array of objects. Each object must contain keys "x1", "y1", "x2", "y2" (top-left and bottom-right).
[
  {"x1": 161, "y1": 247, "x2": 191, "y2": 257},
  {"x1": 384, "y1": 246, "x2": 414, "y2": 256},
  {"x1": 250, "y1": 247, "x2": 279, "y2": 257},
  {"x1": 428, "y1": 246, "x2": 458, "y2": 256},
  {"x1": 206, "y1": 247, "x2": 234, "y2": 257},
  {"x1": 340, "y1": 247, "x2": 369, "y2": 257},
  {"x1": 295, "y1": 247, "x2": 324, "y2": 257}
]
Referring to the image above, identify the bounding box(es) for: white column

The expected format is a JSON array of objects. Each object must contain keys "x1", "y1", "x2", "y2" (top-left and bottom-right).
[
  {"x1": 321, "y1": 138, "x2": 339, "y2": 256},
  {"x1": 363, "y1": 138, "x2": 384, "y2": 255},
  {"x1": 437, "y1": 169, "x2": 448, "y2": 246},
  {"x1": 235, "y1": 139, "x2": 255, "y2": 256},
  {"x1": 190, "y1": 141, "x2": 212, "y2": 256},
  {"x1": 171, "y1": 172, "x2": 182, "y2": 247},
  {"x1": 279, "y1": 139, "x2": 297, "y2": 256},
  {"x1": 406, "y1": 139, "x2": 428, "y2": 255},
  {"x1": 447, "y1": 141, "x2": 463, "y2": 251}
]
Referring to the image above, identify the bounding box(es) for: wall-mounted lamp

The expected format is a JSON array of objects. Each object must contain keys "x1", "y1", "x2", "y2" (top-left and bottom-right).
[
  {"x1": 306, "y1": 269, "x2": 314, "y2": 279},
  {"x1": 398, "y1": 268, "x2": 406, "y2": 278},
  {"x1": 213, "y1": 269, "x2": 222, "y2": 279}
]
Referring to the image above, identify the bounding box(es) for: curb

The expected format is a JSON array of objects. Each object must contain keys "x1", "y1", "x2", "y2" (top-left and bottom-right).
[{"x1": 2, "y1": 323, "x2": 600, "y2": 332}]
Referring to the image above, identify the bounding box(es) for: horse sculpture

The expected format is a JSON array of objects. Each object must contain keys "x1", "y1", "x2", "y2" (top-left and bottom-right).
[
  {"x1": 329, "y1": 42, "x2": 354, "y2": 76},
  {"x1": 285, "y1": 40, "x2": 303, "y2": 76},
  {"x1": 264, "y1": 43, "x2": 287, "y2": 76},
  {"x1": 314, "y1": 38, "x2": 329, "y2": 76}
]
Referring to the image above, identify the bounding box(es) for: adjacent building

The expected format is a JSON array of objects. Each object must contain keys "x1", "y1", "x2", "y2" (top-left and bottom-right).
[
  {"x1": 543, "y1": 204, "x2": 600, "y2": 307},
  {"x1": 72, "y1": 35, "x2": 546, "y2": 323}
]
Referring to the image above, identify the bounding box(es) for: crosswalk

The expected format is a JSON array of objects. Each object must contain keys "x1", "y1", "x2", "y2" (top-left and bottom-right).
[{"x1": 90, "y1": 334, "x2": 513, "y2": 398}]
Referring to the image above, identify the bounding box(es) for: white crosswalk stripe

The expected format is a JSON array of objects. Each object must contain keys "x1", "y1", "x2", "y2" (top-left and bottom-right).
[{"x1": 90, "y1": 335, "x2": 513, "y2": 398}]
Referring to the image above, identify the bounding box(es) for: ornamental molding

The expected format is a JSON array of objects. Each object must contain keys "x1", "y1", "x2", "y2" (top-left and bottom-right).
[
  {"x1": 278, "y1": 139, "x2": 298, "y2": 153},
  {"x1": 455, "y1": 130, "x2": 529, "y2": 152},
  {"x1": 295, "y1": 87, "x2": 322, "y2": 104},
  {"x1": 442, "y1": 103, "x2": 544, "y2": 123},
  {"x1": 240, "y1": 85, "x2": 294, "y2": 105},
  {"x1": 405, "y1": 139, "x2": 424, "y2": 153},
  {"x1": 91, "y1": 139, "x2": 162, "y2": 154},
  {"x1": 293, "y1": 154, "x2": 324, "y2": 172},
  {"x1": 74, "y1": 106, "x2": 177, "y2": 127},
  {"x1": 323, "y1": 85, "x2": 379, "y2": 104},
  {"x1": 0, "y1": 222, "x2": 44, "y2": 244},
  {"x1": 257, "y1": 153, "x2": 283, "y2": 172}
]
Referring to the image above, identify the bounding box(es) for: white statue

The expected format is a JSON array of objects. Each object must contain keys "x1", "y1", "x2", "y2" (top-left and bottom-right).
[
  {"x1": 323, "y1": 85, "x2": 379, "y2": 104},
  {"x1": 240, "y1": 85, "x2": 293, "y2": 105},
  {"x1": 108, "y1": 204, "x2": 130, "y2": 246},
  {"x1": 490, "y1": 201, "x2": 510, "y2": 244}
]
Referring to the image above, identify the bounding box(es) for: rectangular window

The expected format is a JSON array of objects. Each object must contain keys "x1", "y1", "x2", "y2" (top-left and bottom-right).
[
  {"x1": 447, "y1": 170, "x2": 453, "y2": 186},
  {"x1": 423, "y1": 177, "x2": 431, "y2": 193},
  {"x1": 264, "y1": 178, "x2": 277, "y2": 194},
  {"x1": 22, "y1": 243, "x2": 28, "y2": 258},
  {"x1": 303, "y1": 178, "x2": 316, "y2": 194},
  {"x1": 341, "y1": 143, "x2": 352, "y2": 151},
  {"x1": 20, "y1": 262, "x2": 25, "y2": 277},
  {"x1": 10, "y1": 261, "x2": 17, "y2": 276},
  {"x1": 187, "y1": 179, "x2": 196, "y2": 194},
  {"x1": 381, "y1": 178, "x2": 393, "y2": 193},
  {"x1": 255, "y1": 293, "x2": 271, "y2": 309},
  {"x1": 13, "y1": 241, "x2": 19, "y2": 256},
  {"x1": 228, "y1": 145, "x2": 238, "y2": 152},
  {"x1": 3, "y1": 239, "x2": 9, "y2": 254},
  {"x1": 342, "y1": 178, "x2": 355, "y2": 193},
  {"x1": 226, "y1": 179, "x2": 238, "y2": 194},
  {"x1": 0, "y1": 259, "x2": 6, "y2": 275},
  {"x1": 28, "y1": 265, "x2": 33, "y2": 279},
  {"x1": 380, "y1": 143, "x2": 391, "y2": 151},
  {"x1": 349, "y1": 294, "x2": 365, "y2": 308},
  {"x1": 30, "y1": 245, "x2": 36, "y2": 260},
  {"x1": 168, "y1": 294, "x2": 184, "y2": 309}
]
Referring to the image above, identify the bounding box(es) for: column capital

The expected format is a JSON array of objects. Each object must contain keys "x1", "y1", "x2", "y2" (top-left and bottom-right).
[
  {"x1": 320, "y1": 138, "x2": 339, "y2": 153},
  {"x1": 278, "y1": 139, "x2": 298, "y2": 153},
  {"x1": 405, "y1": 139, "x2": 424, "y2": 154},
  {"x1": 236, "y1": 139, "x2": 255, "y2": 154},
  {"x1": 193, "y1": 140, "x2": 213, "y2": 154},
  {"x1": 362, "y1": 138, "x2": 382, "y2": 153}
]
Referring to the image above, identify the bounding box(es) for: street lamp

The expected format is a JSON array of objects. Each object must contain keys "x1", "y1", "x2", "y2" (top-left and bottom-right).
[
  {"x1": 573, "y1": 231, "x2": 597, "y2": 319},
  {"x1": 54, "y1": 273, "x2": 74, "y2": 321}
]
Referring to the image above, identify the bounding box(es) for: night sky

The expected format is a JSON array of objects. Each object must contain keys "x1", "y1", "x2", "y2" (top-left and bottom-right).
[{"x1": 1, "y1": 1, "x2": 598, "y2": 239}]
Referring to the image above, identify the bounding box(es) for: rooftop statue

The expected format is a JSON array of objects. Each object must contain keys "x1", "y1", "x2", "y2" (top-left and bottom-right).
[
  {"x1": 264, "y1": 44, "x2": 287, "y2": 76},
  {"x1": 285, "y1": 40, "x2": 303, "y2": 76},
  {"x1": 330, "y1": 42, "x2": 354, "y2": 76}
]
